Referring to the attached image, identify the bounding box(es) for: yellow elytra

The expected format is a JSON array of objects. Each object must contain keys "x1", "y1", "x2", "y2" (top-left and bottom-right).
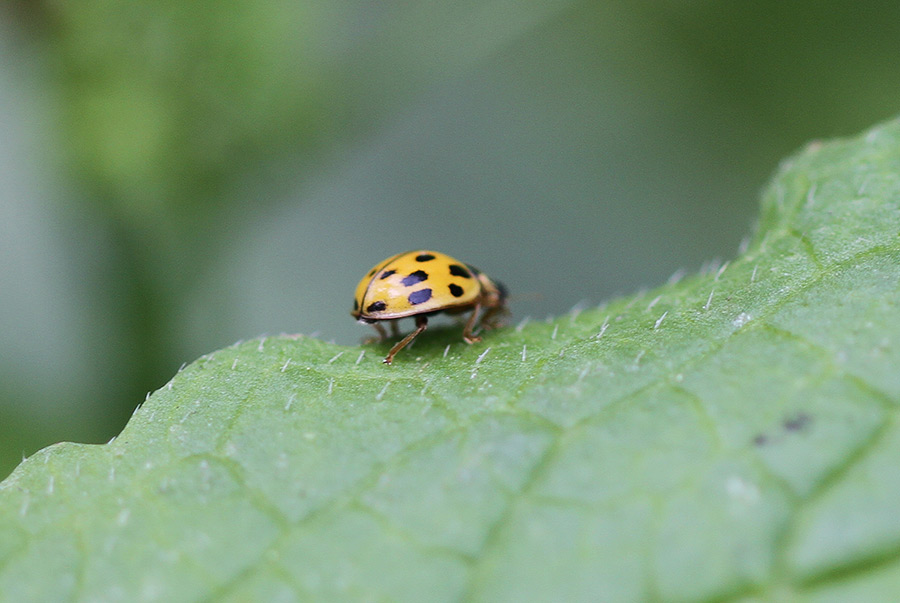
[{"x1": 351, "y1": 250, "x2": 508, "y2": 364}]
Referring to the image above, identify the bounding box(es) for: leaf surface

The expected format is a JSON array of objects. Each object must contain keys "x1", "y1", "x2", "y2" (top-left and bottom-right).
[{"x1": 3, "y1": 119, "x2": 900, "y2": 602}]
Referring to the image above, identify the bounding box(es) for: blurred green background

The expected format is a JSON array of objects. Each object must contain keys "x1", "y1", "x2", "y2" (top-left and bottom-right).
[{"x1": 2, "y1": 0, "x2": 899, "y2": 479}]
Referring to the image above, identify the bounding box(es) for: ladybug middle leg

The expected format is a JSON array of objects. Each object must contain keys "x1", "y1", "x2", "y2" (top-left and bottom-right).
[
  {"x1": 363, "y1": 322, "x2": 390, "y2": 344},
  {"x1": 384, "y1": 315, "x2": 428, "y2": 365}
]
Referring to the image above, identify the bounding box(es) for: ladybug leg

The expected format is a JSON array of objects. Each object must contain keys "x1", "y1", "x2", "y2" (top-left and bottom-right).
[
  {"x1": 479, "y1": 306, "x2": 500, "y2": 330},
  {"x1": 390, "y1": 320, "x2": 401, "y2": 338},
  {"x1": 384, "y1": 315, "x2": 427, "y2": 365},
  {"x1": 363, "y1": 322, "x2": 389, "y2": 345},
  {"x1": 479, "y1": 302, "x2": 509, "y2": 330},
  {"x1": 462, "y1": 303, "x2": 483, "y2": 344}
]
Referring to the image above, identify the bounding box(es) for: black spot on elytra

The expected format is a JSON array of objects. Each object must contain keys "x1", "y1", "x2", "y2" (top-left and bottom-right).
[
  {"x1": 784, "y1": 413, "x2": 812, "y2": 432},
  {"x1": 379, "y1": 269, "x2": 396, "y2": 279},
  {"x1": 402, "y1": 270, "x2": 428, "y2": 286},
  {"x1": 449, "y1": 283, "x2": 464, "y2": 297},
  {"x1": 368, "y1": 268, "x2": 377, "y2": 276},
  {"x1": 416, "y1": 253, "x2": 436, "y2": 262},
  {"x1": 449, "y1": 264, "x2": 471, "y2": 278},
  {"x1": 408, "y1": 288, "x2": 432, "y2": 305},
  {"x1": 366, "y1": 301, "x2": 387, "y2": 313},
  {"x1": 353, "y1": 299, "x2": 359, "y2": 311}
]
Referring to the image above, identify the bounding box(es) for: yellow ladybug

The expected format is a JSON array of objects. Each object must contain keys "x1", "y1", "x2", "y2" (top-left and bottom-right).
[{"x1": 351, "y1": 250, "x2": 508, "y2": 364}]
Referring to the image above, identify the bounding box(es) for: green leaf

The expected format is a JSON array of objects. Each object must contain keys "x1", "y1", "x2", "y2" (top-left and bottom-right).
[{"x1": 3, "y1": 117, "x2": 900, "y2": 602}]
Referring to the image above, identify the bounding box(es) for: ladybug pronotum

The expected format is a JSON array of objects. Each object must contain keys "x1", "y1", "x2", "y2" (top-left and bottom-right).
[{"x1": 351, "y1": 250, "x2": 508, "y2": 364}]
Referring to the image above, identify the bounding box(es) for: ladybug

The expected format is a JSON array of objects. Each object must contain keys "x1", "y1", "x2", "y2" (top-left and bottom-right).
[{"x1": 352, "y1": 250, "x2": 508, "y2": 364}]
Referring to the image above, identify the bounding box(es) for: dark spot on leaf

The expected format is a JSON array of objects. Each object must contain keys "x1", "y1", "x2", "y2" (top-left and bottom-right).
[
  {"x1": 402, "y1": 270, "x2": 428, "y2": 286},
  {"x1": 408, "y1": 289, "x2": 432, "y2": 305},
  {"x1": 784, "y1": 413, "x2": 812, "y2": 432},
  {"x1": 752, "y1": 434, "x2": 768, "y2": 447}
]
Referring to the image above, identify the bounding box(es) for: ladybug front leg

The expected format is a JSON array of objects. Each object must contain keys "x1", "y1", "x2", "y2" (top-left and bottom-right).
[
  {"x1": 462, "y1": 303, "x2": 482, "y2": 344},
  {"x1": 384, "y1": 315, "x2": 428, "y2": 365}
]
